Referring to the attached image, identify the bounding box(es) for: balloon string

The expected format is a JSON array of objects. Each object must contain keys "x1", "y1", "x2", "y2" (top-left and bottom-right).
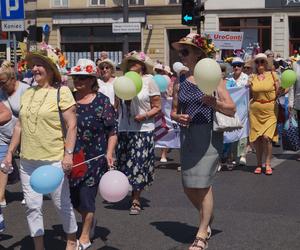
[{"x1": 72, "y1": 154, "x2": 105, "y2": 168}]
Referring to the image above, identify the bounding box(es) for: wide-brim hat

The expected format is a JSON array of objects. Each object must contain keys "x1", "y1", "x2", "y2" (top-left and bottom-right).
[
  {"x1": 244, "y1": 59, "x2": 253, "y2": 68},
  {"x1": 69, "y1": 58, "x2": 98, "y2": 76},
  {"x1": 231, "y1": 57, "x2": 245, "y2": 65},
  {"x1": 25, "y1": 50, "x2": 61, "y2": 83},
  {"x1": 98, "y1": 59, "x2": 116, "y2": 73},
  {"x1": 153, "y1": 63, "x2": 173, "y2": 75},
  {"x1": 254, "y1": 53, "x2": 268, "y2": 63},
  {"x1": 120, "y1": 51, "x2": 154, "y2": 74}
]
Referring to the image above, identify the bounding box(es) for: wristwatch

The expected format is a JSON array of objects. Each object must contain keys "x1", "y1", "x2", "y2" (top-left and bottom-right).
[{"x1": 65, "y1": 149, "x2": 74, "y2": 155}]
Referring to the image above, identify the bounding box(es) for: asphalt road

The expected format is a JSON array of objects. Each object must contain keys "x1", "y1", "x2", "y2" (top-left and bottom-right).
[{"x1": 0, "y1": 147, "x2": 299, "y2": 250}]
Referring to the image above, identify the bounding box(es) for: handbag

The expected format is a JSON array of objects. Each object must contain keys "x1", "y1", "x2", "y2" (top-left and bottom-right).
[
  {"x1": 213, "y1": 111, "x2": 243, "y2": 132},
  {"x1": 282, "y1": 114, "x2": 300, "y2": 151}
]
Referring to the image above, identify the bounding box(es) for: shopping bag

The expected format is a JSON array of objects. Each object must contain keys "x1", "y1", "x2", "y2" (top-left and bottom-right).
[{"x1": 282, "y1": 115, "x2": 300, "y2": 151}]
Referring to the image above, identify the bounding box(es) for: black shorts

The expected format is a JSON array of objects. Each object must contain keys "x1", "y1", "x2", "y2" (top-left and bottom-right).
[{"x1": 70, "y1": 184, "x2": 98, "y2": 213}]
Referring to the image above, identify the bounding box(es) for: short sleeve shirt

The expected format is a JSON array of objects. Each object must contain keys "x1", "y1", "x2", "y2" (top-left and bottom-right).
[
  {"x1": 19, "y1": 86, "x2": 76, "y2": 161},
  {"x1": 118, "y1": 74, "x2": 160, "y2": 132}
]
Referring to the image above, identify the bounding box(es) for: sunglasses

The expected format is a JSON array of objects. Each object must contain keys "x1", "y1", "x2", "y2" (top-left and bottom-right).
[
  {"x1": 72, "y1": 75, "x2": 92, "y2": 81},
  {"x1": 99, "y1": 65, "x2": 111, "y2": 70},
  {"x1": 255, "y1": 59, "x2": 266, "y2": 65},
  {"x1": 244, "y1": 66, "x2": 252, "y2": 70},
  {"x1": 0, "y1": 78, "x2": 10, "y2": 85},
  {"x1": 178, "y1": 48, "x2": 190, "y2": 57},
  {"x1": 232, "y1": 63, "x2": 243, "y2": 68}
]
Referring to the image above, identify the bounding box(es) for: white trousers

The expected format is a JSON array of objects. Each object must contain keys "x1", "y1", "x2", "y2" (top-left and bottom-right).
[{"x1": 20, "y1": 159, "x2": 78, "y2": 237}]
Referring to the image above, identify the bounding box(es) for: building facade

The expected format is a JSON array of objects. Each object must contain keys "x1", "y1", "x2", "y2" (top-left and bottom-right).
[{"x1": 20, "y1": 0, "x2": 300, "y2": 68}]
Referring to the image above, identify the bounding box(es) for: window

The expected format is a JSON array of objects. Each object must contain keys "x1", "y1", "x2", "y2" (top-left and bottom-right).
[
  {"x1": 53, "y1": 0, "x2": 68, "y2": 7},
  {"x1": 169, "y1": 0, "x2": 182, "y2": 4},
  {"x1": 129, "y1": 0, "x2": 144, "y2": 5},
  {"x1": 90, "y1": 0, "x2": 105, "y2": 5}
]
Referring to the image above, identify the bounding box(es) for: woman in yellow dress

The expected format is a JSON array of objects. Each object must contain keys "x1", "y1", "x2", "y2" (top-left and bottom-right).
[{"x1": 249, "y1": 53, "x2": 279, "y2": 175}]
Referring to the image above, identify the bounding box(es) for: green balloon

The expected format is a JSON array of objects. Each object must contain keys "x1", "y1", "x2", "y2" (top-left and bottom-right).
[
  {"x1": 281, "y1": 69, "x2": 297, "y2": 88},
  {"x1": 125, "y1": 71, "x2": 143, "y2": 94}
]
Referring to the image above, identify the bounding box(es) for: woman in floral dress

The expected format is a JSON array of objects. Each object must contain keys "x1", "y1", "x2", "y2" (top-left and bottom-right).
[{"x1": 69, "y1": 59, "x2": 118, "y2": 250}]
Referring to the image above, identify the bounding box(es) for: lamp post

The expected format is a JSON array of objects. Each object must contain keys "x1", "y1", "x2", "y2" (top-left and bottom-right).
[{"x1": 123, "y1": 0, "x2": 129, "y2": 56}]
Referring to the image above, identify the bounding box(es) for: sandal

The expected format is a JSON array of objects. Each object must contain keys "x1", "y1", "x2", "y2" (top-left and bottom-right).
[
  {"x1": 254, "y1": 166, "x2": 262, "y2": 174},
  {"x1": 129, "y1": 202, "x2": 141, "y2": 215},
  {"x1": 265, "y1": 164, "x2": 273, "y2": 175},
  {"x1": 189, "y1": 236, "x2": 208, "y2": 250}
]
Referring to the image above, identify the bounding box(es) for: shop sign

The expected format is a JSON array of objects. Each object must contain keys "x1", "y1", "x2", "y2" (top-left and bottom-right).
[
  {"x1": 206, "y1": 31, "x2": 244, "y2": 50},
  {"x1": 265, "y1": 0, "x2": 300, "y2": 8},
  {"x1": 112, "y1": 23, "x2": 141, "y2": 33}
]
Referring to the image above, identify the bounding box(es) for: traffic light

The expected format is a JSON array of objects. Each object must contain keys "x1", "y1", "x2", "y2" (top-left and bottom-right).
[
  {"x1": 194, "y1": 2, "x2": 205, "y2": 24},
  {"x1": 28, "y1": 26, "x2": 43, "y2": 42},
  {"x1": 181, "y1": 0, "x2": 195, "y2": 26}
]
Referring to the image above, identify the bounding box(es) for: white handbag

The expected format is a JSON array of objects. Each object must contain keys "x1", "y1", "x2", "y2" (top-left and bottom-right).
[{"x1": 213, "y1": 111, "x2": 243, "y2": 132}]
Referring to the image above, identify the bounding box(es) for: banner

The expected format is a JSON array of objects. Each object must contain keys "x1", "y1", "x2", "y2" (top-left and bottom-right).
[
  {"x1": 154, "y1": 97, "x2": 180, "y2": 148},
  {"x1": 206, "y1": 31, "x2": 244, "y2": 50},
  {"x1": 224, "y1": 87, "x2": 250, "y2": 143}
]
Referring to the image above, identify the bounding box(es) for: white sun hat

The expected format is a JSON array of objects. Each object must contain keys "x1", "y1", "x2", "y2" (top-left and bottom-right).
[{"x1": 69, "y1": 59, "x2": 98, "y2": 76}]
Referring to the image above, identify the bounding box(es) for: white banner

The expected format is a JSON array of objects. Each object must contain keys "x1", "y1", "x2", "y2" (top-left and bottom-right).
[
  {"x1": 206, "y1": 31, "x2": 244, "y2": 50},
  {"x1": 224, "y1": 87, "x2": 250, "y2": 143},
  {"x1": 154, "y1": 97, "x2": 180, "y2": 149}
]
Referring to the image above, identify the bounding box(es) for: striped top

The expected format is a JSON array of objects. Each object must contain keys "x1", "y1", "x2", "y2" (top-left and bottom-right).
[{"x1": 178, "y1": 75, "x2": 213, "y2": 125}]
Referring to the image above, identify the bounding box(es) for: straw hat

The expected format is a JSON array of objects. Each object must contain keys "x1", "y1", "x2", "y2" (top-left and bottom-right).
[
  {"x1": 244, "y1": 59, "x2": 253, "y2": 68},
  {"x1": 172, "y1": 33, "x2": 216, "y2": 57},
  {"x1": 254, "y1": 53, "x2": 268, "y2": 62},
  {"x1": 69, "y1": 59, "x2": 98, "y2": 76},
  {"x1": 120, "y1": 51, "x2": 154, "y2": 74},
  {"x1": 98, "y1": 59, "x2": 116, "y2": 73},
  {"x1": 25, "y1": 50, "x2": 61, "y2": 83}
]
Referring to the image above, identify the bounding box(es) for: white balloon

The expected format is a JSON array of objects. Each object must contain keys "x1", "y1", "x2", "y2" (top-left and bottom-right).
[
  {"x1": 113, "y1": 76, "x2": 137, "y2": 100},
  {"x1": 194, "y1": 58, "x2": 222, "y2": 95},
  {"x1": 173, "y1": 62, "x2": 189, "y2": 75}
]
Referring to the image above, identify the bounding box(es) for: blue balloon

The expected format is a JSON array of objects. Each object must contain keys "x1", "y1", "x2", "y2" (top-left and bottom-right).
[
  {"x1": 153, "y1": 74, "x2": 168, "y2": 92},
  {"x1": 30, "y1": 165, "x2": 64, "y2": 194}
]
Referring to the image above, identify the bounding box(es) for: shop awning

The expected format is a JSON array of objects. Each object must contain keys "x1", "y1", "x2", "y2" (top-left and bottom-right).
[{"x1": 53, "y1": 12, "x2": 146, "y2": 25}]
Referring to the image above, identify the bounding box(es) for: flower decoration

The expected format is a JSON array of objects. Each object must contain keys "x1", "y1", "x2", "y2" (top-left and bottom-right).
[
  {"x1": 74, "y1": 65, "x2": 81, "y2": 72},
  {"x1": 194, "y1": 34, "x2": 215, "y2": 57},
  {"x1": 85, "y1": 65, "x2": 94, "y2": 73}
]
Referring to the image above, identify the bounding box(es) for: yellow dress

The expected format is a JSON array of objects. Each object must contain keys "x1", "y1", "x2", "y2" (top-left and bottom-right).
[{"x1": 249, "y1": 72, "x2": 278, "y2": 142}]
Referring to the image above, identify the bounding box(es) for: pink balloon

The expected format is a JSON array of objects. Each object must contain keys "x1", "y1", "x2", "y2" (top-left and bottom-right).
[{"x1": 99, "y1": 170, "x2": 129, "y2": 202}]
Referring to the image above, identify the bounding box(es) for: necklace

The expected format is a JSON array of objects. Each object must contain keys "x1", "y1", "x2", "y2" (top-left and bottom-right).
[{"x1": 25, "y1": 88, "x2": 50, "y2": 134}]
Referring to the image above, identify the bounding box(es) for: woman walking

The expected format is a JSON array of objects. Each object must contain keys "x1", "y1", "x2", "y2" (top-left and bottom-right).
[
  {"x1": 2, "y1": 50, "x2": 78, "y2": 250},
  {"x1": 171, "y1": 33, "x2": 235, "y2": 250},
  {"x1": 116, "y1": 51, "x2": 161, "y2": 215},
  {"x1": 249, "y1": 53, "x2": 280, "y2": 175},
  {"x1": 69, "y1": 59, "x2": 118, "y2": 249}
]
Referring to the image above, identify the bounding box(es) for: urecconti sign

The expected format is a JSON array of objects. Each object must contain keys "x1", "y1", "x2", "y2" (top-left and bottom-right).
[
  {"x1": 206, "y1": 31, "x2": 244, "y2": 50},
  {"x1": 112, "y1": 23, "x2": 141, "y2": 33},
  {"x1": 1, "y1": 20, "x2": 25, "y2": 31}
]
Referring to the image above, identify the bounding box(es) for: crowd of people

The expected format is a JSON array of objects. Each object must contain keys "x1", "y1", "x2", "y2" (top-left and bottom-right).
[{"x1": 0, "y1": 31, "x2": 299, "y2": 250}]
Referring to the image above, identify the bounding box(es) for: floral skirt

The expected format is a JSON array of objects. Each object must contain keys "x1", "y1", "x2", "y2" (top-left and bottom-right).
[{"x1": 116, "y1": 131, "x2": 155, "y2": 191}]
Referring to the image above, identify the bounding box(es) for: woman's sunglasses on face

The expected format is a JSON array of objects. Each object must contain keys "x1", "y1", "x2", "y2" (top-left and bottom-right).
[
  {"x1": 99, "y1": 65, "x2": 111, "y2": 70},
  {"x1": 232, "y1": 63, "x2": 243, "y2": 68},
  {"x1": 178, "y1": 48, "x2": 190, "y2": 57},
  {"x1": 244, "y1": 66, "x2": 252, "y2": 70},
  {"x1": 72, "y1": 75, "x2": 92, "y2": 81}
]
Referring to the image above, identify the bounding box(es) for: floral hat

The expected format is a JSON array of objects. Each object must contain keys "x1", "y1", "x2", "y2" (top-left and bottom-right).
[
  {"x1": 153, "y1": 62, "x2": 173, "y2": 76},
  {"x1": 69, "y1": 59, "x2": 98, "y2": 76},
  {"x1": 172, "y1": 33, "x2": 216, "y2": 58},
  {"x1": 120, "y1": 51, "x2": 154, "y2": 74},
  {"x1": 25, "y1": 49, "x2": 61, "y2": 83}
]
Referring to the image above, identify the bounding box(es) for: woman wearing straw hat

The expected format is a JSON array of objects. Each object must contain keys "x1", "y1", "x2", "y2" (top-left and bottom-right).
[
  {"x1": 171, "y1": 33, "x2": 235, "y2": 250},
  {"x1": 249, "y1": 53, "x2": 280, "y2": 175},
  {"x1": 69, "y1": 59, "x2": 117, "y2": 249},
  {"x1": 97, "y1": 59, "x2": 117, "y2": 106},
  {"x1": 2, "y1": 50, "x2": 78, "y2": 250},
  {"x1": 116, "y1": 51, "x2": 161, "y2": 215}
]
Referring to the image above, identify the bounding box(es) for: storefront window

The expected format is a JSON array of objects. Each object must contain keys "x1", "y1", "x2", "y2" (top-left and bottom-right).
[
  {"x1": 61, "y1": 26, "x2": 141, "y2": 68},
  {"x1": 219, "y1": 17, "x2": 271, "y2": 53},
  {"x1": 289, "y1": 17, "x2": 300, "y2": 54}
]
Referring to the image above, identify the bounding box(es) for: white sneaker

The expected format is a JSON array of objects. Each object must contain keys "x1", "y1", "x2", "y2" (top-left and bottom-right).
[
  {"x1": 239, "y1": 156, "x2": 247, "y2": 166},
  {"x1": 0, "y1": 200, "x2": 7, "y2": 208},
  {"x1": 21, "y1": 199, "x2": 26, "y2": 205}
]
